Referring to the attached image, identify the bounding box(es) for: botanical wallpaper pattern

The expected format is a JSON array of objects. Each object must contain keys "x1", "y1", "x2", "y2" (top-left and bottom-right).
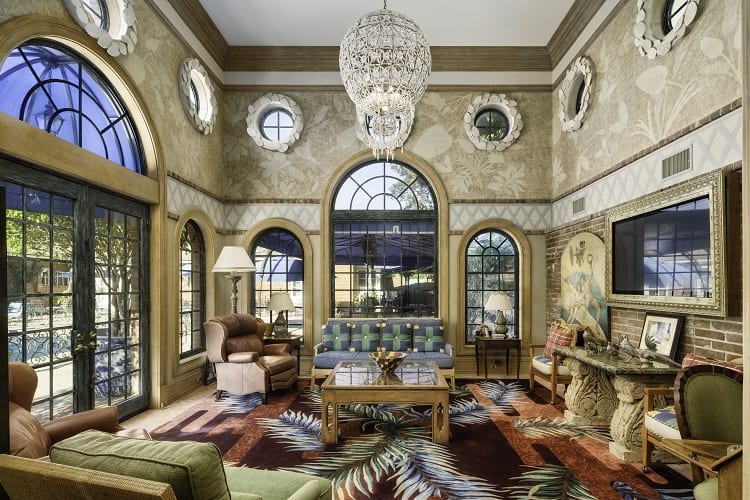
[
  {"x1": 223, "y1": 90, "x2": 552, "y2": 201},
  {"x1": 552, "y1": 0, "x2": 741, "y2": 198},
  {"x1": 0, "y1": 0, "x2": 225, "y2": 192}
]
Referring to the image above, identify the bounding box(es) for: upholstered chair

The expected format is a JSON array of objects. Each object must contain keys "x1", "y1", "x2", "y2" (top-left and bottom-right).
[
  {"x1": 8, "y1": 361, "x2": 128, "y2": 458},
  {"x1": 204, "y1": 313, "x2": 297, "y2": 403}
]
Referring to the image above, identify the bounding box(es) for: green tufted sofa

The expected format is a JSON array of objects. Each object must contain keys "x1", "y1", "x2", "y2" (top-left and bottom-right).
[
  {"x1": 0, "y1": 429, "x2": 332, "y2": 500},
  {"x1": 311, "y1": 318, "x2": 455, "y2": 387}
]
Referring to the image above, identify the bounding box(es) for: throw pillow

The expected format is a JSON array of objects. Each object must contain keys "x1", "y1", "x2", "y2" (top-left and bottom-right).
[
  {"x1": 412, "y1": 320, "x2": 445, "y2": 353},
  {"x1": 681, "y1": 353, "x2": 743, "y2": 373},
  {"x1": 543, "y1": 321, "x2": 575, "y2": 359},
  {"x1": 321, "y1": 320, "x2": 351, "y2": 351},
  {"x1": 50, "y1": 429, "x2": 231, "y2": 500},
  {"x1": 380, "y1": 321, "x2": 412, "y2": 351},
  {"x1": 349, "y1": 320, "x2": 381, "y2": 351}
]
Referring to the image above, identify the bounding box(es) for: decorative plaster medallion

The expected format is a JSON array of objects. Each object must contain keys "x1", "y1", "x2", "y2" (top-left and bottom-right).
[
  {"x1": 64, "y1": 0, "x2": 137, "y2": 57},
  {"x1": 178, "y1": 58, "x2": 217, "y2": 135},
  {"x1": 464, "y1": 94, "x2": 523, "y2": 151},
  {"x1": 559, "y1": 56, "x2": 594, "y2": 133},
  {"x1": 633, "y1": 0, "x2": 700, "y2": 59},
  {"x1": 246, "y1": 94, "x2": 303, "y2": 152},
  {"x1": 354, "y1": 112, "x2": 413, "y2": 153}
]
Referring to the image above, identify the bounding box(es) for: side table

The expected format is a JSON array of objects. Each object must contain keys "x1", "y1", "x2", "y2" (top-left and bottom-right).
[
  {"x1": 263, "y1": 335, "x2": 302, "y2": 374},
  {"x1": 474, "y1": 335, "x2": 521, "y2": 380}
]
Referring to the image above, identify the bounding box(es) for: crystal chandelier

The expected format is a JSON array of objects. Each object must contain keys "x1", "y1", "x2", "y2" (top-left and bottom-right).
[{"x1": 339, "y1": 1, "x2": 431, "y2": 158}]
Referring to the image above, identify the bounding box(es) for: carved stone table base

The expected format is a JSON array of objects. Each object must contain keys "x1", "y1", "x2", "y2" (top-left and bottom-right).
[{"x1": 563, "y1": 358, "x2": 617, "y2": 426}]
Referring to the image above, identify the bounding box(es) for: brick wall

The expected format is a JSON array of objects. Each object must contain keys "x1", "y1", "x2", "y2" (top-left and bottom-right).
[{"x1": 546, "y1": 216, "x2": 742, "y2": 363}]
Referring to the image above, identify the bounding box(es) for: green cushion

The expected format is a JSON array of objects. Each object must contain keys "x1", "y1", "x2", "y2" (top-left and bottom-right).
[
  {"x1": 224, "y1": 466, "x2": 332, "y2": 500},
  {"x1": 49, "y1": 429, "x2": 230, "y2": 500},
  {"x1": 693, "y1": 477, "x2": 718, "y2": 500}
]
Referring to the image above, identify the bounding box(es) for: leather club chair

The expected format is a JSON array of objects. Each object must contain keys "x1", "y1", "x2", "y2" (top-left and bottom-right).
[
  {"x1": 204, "y1": 313, "x2": 298, "y2": 403},
  {"x1": 8, "y1": 361, "x2": 144, "y2": 458}
]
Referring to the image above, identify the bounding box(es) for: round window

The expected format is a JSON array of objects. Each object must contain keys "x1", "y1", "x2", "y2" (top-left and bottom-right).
[
  {"x1": 260, "y1": 108, "x2": 295, "y2": 142},
  {"x1": 64, "y1": 0, "x2": 137, "y2": 56},
  {"x1": 464, "y1": 94, "x2": 523, "y2": 151},
  {"x1": 558, "y1": 56, "x2": 594, "y2": 133},
  {"x1": 246, "y1": 94, "x2": 303, "y2": 152},
  {"x1": 178, "y1": 59, "x2": 217, "y2": 134},
  {"x1": 474, "y1": 109, "x2": 509, "y2": 142},
  {"x1": 662, "y1": 0, "x2": 689, "y2": 34},
  {"x1": 634, "y1": 0, "x2": 699, "y2": 59}
]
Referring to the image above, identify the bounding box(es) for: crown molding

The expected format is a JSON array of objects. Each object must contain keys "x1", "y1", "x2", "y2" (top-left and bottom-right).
[
  {"x1": 547, "y1": 0, "x2": 606, "y2": 68},
  {"x1": 164, "y1": 0, "x2": 228, "y2": 66}
]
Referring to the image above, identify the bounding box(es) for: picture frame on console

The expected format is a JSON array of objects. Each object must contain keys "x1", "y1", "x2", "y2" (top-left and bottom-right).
[{"x1": 638, "y1": 312, "x2": 684, "y2": 360}]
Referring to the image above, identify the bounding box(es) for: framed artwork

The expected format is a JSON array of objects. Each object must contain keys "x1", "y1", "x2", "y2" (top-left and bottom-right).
[
  {"x1": 638, "y1": 312, "x2": 684, "y2": 360},
  {"x1": 560, "y1": 232, "x2": 609, "y2": 339}
]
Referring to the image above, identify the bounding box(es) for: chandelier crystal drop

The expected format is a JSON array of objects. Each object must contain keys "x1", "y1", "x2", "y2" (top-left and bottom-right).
[{"x1": 339, "y1": 1, "x2": 431, "y2": 158}]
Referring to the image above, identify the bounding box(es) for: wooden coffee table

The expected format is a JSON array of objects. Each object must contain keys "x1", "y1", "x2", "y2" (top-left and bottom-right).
[{"x1": 320, "y1": 360, "x2": 450, "y2": 444}]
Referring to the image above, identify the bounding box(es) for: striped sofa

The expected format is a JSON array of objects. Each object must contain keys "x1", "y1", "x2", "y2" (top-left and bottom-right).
[{"x1": 311, "y1": 318, "x2": 455, "y2": 388}]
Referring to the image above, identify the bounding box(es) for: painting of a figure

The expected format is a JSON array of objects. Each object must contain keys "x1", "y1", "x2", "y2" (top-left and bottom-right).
[{"x1": 560, "y1": 232, "x2": 608, "y2": 339}]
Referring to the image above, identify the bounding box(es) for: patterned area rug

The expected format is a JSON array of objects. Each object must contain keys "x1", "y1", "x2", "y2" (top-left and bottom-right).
[{"x1": 151, "y1": 380, "x2": 691, "y2": 499}]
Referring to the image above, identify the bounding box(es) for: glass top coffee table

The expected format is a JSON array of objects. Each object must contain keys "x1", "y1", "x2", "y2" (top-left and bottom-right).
[{"x1": 320, "y1": 360, "x2": 450, "y2": 444}]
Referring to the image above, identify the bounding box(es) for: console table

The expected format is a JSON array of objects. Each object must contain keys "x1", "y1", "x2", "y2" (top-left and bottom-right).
[
  {"x1": 554, "y1": 346, "x2": 680, "y2": 462},
  {"x1": 474, "y1": 335, "x2": 520, "y2": 380}
]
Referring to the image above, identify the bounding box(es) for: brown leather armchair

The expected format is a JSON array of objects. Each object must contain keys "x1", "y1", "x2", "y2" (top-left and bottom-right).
[
  {"x1": 204, "y1": 313, "x2": 297, "y2": 403},
  {"x1": 8, "y1": 362, "x2": 125, "y2": 458}
]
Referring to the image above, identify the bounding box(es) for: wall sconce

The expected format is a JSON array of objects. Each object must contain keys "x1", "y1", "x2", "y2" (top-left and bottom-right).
[{"x1": 211, "y1": 246, "x2": 255, "y2": 314}]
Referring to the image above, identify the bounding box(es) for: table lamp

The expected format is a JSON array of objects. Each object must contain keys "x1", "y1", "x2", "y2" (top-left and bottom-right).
[
  {"x1": 211, "y1": 246, "x2": 255, "y2": 313},
  {"x1": 484, "y1": 292, "x2": 512, "y2": 335},
  {"x1": 268, "y1": 292, "x2": 295, "y2": 337}
]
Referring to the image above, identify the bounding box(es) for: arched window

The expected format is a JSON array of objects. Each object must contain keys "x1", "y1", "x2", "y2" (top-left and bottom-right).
[
  {"x1": 331, "y1": 160, "x2": 437, "y2": 318},
  {"x1": 252, "y1": 229, "x2": 304, "y2": 334},
  {"x1": 465, "y1": 229, "x2": 519, "y2": 343},
  {"x1": 179, "y1": 220, "x2": 206, "y2": 358},
  {"x1": 0, "y1": 40, "x2": 144, "y2": 173}
]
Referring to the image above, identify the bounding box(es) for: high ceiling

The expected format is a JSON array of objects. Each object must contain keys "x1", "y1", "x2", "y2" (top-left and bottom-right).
[{"x1": 196, "y1": 0, "x2": 576, "y2": 47}]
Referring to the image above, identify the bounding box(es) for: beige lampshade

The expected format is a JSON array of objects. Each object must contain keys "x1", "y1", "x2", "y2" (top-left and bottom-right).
[
  {"x1": 268, "y1": 292, "x2": 295, "y2": 311},
  {"x1": 484, "y1": 293, "x2": 512, "y2": 311},
  {"x1": 211, "y1": 246, "x2": 255, "y2": 274}
]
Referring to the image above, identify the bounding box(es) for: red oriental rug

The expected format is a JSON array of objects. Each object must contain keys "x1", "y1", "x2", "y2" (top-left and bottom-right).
[{"x1": 151, "y1": 380, "x2": 692, "y2": 499}]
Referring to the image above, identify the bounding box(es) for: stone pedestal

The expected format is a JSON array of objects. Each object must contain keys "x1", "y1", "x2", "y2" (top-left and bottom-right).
[{"x1": 563, "y1": 358, "x2": 617, "y2": 426}]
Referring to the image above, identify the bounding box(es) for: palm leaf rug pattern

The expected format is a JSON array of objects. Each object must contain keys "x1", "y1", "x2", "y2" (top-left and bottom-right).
[{"x1": 151, "y1": 381, "x2": 691, "y2": 499}]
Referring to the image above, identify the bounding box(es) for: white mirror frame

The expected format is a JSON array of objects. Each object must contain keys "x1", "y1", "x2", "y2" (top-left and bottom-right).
[
  {"x1": 64, "y1": 0, "x2": 137, "y2": 57},
  {"x1": 634, "y1": 0, "x2": 700, "y2": 59},
  {"x1": 246, "y1": 93, "x2": 304, "y2": 153},
  {"x1": 178, "y1": 58, "x2": 218, "y2": 135},
  {"x1": 559, "y1": 56, "x2": 594, "y2": 133},
  {"x1": 464, "y1": 94, "x2": 523, "y2": 151},
  {"x1": 354, "y1": 112, "x2": 413, "y2": 152}
]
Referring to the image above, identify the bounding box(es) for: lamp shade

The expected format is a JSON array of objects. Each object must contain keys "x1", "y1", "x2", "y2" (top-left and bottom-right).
[
  {"x1": 212, "y1": 246, "x2": 255, "y2": 274},
  {"x1": 268, "y1": 292, "x2": 295, "y2": 311},
  {"x1": 484, "y1": 293, "x2": 512, "y2": 311}
]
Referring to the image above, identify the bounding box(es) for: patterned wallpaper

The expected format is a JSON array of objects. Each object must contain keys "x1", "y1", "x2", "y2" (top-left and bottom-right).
[
  {"x1": 222, "y1": 89, "x2": 552, "y2": 201},
  {"x1": 0, "y1": 0, "x2": 225, "y2": 192},
  {"x1": 551, "y1": 0, "x2": 742, "y2": 198}
]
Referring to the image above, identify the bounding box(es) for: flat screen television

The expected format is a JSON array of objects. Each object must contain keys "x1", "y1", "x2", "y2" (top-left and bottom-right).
[{"x1": 605, "y1": 171, "x2": 729, "y2": 316}]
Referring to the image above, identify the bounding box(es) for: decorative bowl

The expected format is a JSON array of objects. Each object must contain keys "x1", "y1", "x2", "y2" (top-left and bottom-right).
[{"x1": 369, "y1": 351, "x2": 407, "y2": 373}]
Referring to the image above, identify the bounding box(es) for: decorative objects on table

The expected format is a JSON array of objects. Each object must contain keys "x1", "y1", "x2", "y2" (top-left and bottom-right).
[
  {"x1": 178, "y1": 58, "x2": 217, "y2": 134},
  {"x1": 638, "y1": 312, "x2": 684, "y2": 360},
  {"x1": 339, "y1": 0, "x2": 431, "y2": 159},
  {"x1": 484, "y1": 293, "x2": 512, "y2": 335},
  {"x1": 558, "y1": 56, "x2": 594, "y2": 133},
  {"x1": 369, "y1": 350, "x2": 407, "y2": 374},
  {"x1": 211, "y1": 246, "x2": 255, "y2": 314},
  {"x1": 478, "y1": 324, "x2": 490, "y2": 338},
  {"x1": 464, "y1": 93, "x2": 523, "y2": 151},
  {"x1": 268, "y1": 292, "x2": 295, "y2": 337},
  {"x1": 561, "y1": 231, "x2": 608, "y2": 340}
]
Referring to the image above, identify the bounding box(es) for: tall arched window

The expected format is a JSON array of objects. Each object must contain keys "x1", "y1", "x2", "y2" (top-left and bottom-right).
[
  {"x1": 331, "y1": 160, "x2": 437, "y2": 318},
  {"x1": 179, "y1": 220, "x2": 206, "y2": 358},
  {"x1": 0, "y1": 40, "x2": 144, "y2": 173},
  {"x1": 252, "y1": 229, "x2": 304, "y2": 334},
  {"x1": 465, "y1": 229, "x2": 519, "y2": 343}
]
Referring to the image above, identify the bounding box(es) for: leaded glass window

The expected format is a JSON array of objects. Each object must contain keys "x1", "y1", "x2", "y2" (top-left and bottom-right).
[
  {"x1": 331, "y1": 160, "x2": 437, "y2": 318},
  {"x1": 179, "y1": 220, "x2": 205, "y2": 358},
  {"x1": 252, "y1": 229, "x2": 304, "y2": 335},
  {"x1": 465, "y1": 229, "x2": 519, "y2": 343},
  {"x1": 0, "y1": 40, "x2": 144, "y2": 173}
]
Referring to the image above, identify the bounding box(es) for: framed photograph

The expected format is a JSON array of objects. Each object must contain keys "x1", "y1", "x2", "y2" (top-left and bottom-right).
[{"x1": 638, "y1": 312, "x2": 684, "y2": 360}]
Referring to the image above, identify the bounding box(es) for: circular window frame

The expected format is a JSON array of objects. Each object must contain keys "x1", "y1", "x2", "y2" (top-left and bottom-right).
[
  {"x1": 246, "y1": 93, "x2": 303, "y2": 152},
  {"x1": 178, "y1": 58, "x2": 217, "y2": 135},
  {"x1": 558, "y1": 56, "x2": 594, "y2": 133},
  {"x1": 354, "y1": 112, "x2": 413, "y2": 152},
  {"x1": 64, "y1": 0, "x2": 137, "y2": 57},
  {"x1": 634, "y1": 0, "x2": 699, "y2": 59},
  {"x1": 464, "y1": 94, "x2": 523, "y2": 151}
]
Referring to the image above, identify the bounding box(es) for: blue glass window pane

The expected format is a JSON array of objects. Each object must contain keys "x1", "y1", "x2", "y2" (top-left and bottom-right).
[{"x1": 0, "y1": 41, "x2": 144, "y2": 174}]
